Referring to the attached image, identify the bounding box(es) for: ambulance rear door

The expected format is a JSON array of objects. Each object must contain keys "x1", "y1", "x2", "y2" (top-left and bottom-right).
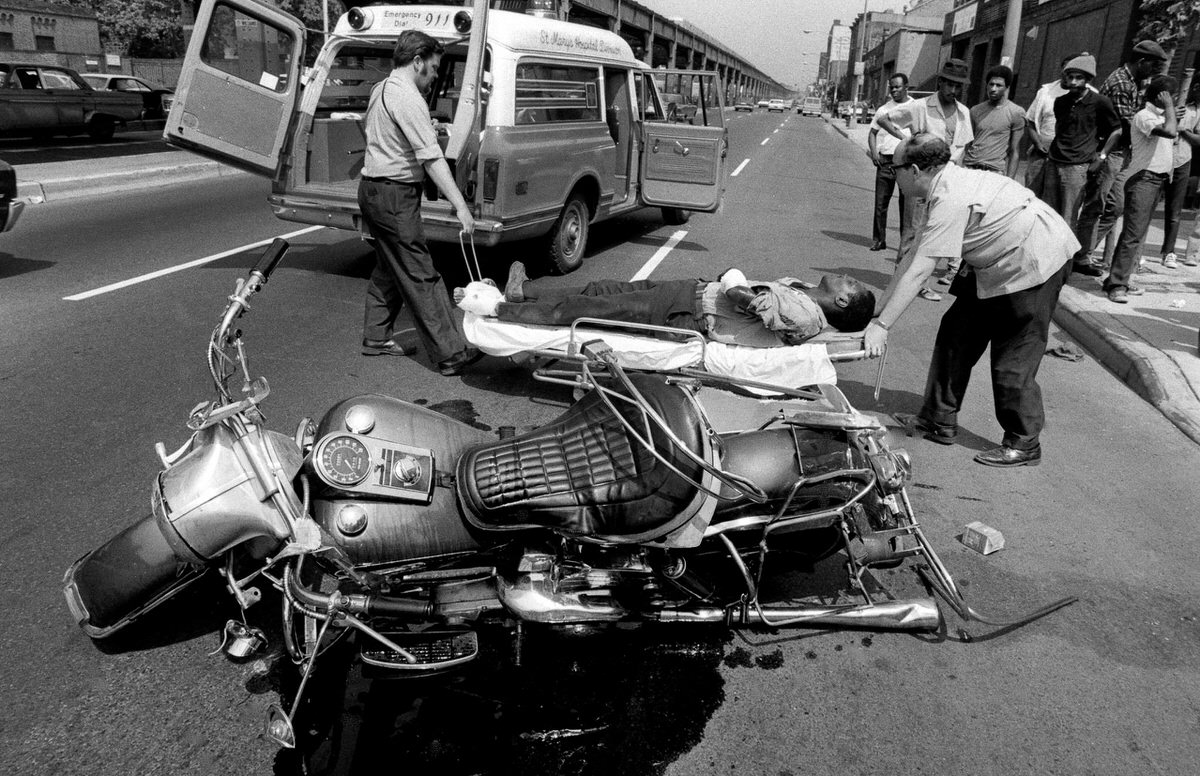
[
  {"x1": 636, "y1": 69, "x2": 727, "y2": 212},
  {"x1": 164, "y1": 0, "x2": 306, "y2": 178}
]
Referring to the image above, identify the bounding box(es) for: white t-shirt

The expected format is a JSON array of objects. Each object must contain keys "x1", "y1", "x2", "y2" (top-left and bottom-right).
[
  {"x1": 888, "y1": 95, "x2": 975, "y2": 165},
  {"x1": 1128, "y1": 104, "x2": 1173, "y2": 176},
  {"x1": 871, "y1": 97, "x2": 913, "y2": 155}
]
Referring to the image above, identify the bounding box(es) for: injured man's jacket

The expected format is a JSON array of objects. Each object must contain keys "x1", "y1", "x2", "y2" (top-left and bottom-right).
[{"x1": 454, "y1": 267, "x2": 876, "y2": 348}]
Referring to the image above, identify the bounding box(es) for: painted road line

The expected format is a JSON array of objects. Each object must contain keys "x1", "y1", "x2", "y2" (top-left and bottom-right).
[
  {"x1": 760, "y1": 137, "x2": 769, "y2": 146},
  {"x1": 630, "y1": 230, "x2": 687, "y2": 281},
  {"x1": 64, "y1": 225, "x2": 325, "y2": 301},
  {"x1": 731, "y1": 158, "x2": 751, "y2": 177}
]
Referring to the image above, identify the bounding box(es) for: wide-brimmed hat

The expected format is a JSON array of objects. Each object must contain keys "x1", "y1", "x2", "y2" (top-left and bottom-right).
[
  {"x1": 1132, "y1": 40, "x2": 1168, "y2": 61},
  {"x1": 937, "y1": 58, "x2": 970, "y2": 84},
  {"x1": 1062, "y1": 53, "x2": 1097, "y2": 79}
]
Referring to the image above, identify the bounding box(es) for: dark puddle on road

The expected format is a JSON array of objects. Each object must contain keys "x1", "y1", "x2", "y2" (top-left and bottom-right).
[{"x1": 274, "y1": 624, "x2": 732, "y2": 776}]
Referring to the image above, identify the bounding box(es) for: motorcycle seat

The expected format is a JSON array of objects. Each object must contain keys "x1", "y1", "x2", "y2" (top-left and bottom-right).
[{"x1": 456, "y1": 374, "x2": 707, "y2": 541}]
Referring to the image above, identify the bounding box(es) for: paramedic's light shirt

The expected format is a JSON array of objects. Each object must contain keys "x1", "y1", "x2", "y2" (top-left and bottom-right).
[
  {"x1": 915, "y1": 165, "x2": 1079, "y2": 298},
  {"x1": 701, "y1": 281, "x2": 827, "y2": 347},
  {"x1": 361, "y1": 72, "x2": 443, "y2": 182}
]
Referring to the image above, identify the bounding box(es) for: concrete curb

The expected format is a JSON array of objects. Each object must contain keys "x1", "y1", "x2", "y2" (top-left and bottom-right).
[{"x1": 17, "y1": 160, "x2": 249, "y2": 204}]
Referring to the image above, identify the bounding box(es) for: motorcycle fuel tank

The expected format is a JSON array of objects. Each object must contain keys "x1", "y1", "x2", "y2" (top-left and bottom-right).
[{"x1": 311, "y1": 395, "x2": 495, "y2": 565}]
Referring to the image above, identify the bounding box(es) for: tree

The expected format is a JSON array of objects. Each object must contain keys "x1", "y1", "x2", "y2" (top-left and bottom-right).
[
  {"x1": 60, "y1": 0, "x2": 185, "y2": 57},
  {"x1": 1137, "y1": 0, "x2": 1200, "y2": 51}
]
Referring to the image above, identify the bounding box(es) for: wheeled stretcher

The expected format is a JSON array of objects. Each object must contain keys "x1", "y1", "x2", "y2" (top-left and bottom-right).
[{"x1": 462, "y1": 312, "x2": 888, "y2": 399}]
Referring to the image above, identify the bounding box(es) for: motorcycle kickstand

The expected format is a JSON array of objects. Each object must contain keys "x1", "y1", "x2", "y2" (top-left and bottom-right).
[{"x1": 265, "y1": 615, "x2": 334, "y2": 749}]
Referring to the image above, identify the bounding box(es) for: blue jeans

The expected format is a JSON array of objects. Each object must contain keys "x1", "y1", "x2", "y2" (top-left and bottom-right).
[
  {"x1": 1160, "y1": 161, "x2": 1191, "y2": 254},
  {"x1": 1106, "y1": 170, "x2": 1170, "y2": 292},
  {"x1": 1043, "y1": 161, "x2": 1090, "y2": 233},
  {"x1": 1074, "y1": 151, "x2": 1131, "y2": 266}
]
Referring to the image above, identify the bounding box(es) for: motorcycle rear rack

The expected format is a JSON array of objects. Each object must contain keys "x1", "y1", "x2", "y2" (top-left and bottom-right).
[{"x1": 360, "y1": 628, "x2": 480, "y2": 671}]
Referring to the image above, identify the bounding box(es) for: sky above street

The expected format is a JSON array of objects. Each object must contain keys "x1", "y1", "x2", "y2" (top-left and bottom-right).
[{"x1": 642, "y1": 0, "x2": 908, "y2": 88}]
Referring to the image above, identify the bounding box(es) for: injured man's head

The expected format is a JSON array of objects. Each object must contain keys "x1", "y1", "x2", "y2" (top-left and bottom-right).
[{"x1": 803, "y1": 275, "x2": 876, "y2": 333}]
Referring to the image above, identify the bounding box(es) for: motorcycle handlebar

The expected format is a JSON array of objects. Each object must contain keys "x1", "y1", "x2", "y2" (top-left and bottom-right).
[{"x1": 251, "y1": 238, "x2": 289, "y2": 282}]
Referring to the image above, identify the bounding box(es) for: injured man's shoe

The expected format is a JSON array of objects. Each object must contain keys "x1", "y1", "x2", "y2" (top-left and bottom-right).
[{"x1": 454, "y1": 281, "x2": 504, "y2": 316}]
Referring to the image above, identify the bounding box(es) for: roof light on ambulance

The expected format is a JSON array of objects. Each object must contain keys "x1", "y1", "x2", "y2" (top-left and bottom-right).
[
  {"x1": 346, "y1": 6, "x2": 373, "y2": 30},
  {"x1": 453, "y1": 10, "x2": 472, "y2": 33}
]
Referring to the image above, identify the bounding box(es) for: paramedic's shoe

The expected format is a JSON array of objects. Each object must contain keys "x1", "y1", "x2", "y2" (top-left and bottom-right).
[
  {"x1": 505, "y1": 261, "x2": 528, "y2": 302},
  {"x1": 362, "y1": 338, "x2": 417, "y2": 357},
  {"x1": 974, "y1": 444, "x2": 1041, "y2": 468},
  {"x1": 439, "y1": 348, "x2": 484, "y2": 376}
]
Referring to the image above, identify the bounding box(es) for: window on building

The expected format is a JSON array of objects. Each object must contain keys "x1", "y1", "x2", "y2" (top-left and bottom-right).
[
  {"x1": 0, "y1": 33, "x2": 13, "y2": 51},
  {"x1": 514, "y1": 62, "x2": 600, "y2": 125},
  {"x1": 35, "y1": 35, "x2": 55, "y2": 52}
]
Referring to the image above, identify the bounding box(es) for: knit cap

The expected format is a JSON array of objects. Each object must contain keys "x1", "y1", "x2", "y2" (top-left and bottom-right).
[{"x1": 1062, "y1": 52, "x2": 1096, "y2": 79}]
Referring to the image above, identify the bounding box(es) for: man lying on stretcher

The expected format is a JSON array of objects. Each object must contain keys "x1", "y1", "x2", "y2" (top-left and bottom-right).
[{"x1": 453, "y1": 262, "x2": 876, "y2": 347}]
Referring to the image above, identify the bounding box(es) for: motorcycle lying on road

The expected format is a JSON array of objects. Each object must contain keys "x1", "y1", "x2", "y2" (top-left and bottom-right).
[{"x1": 63, "y1": 240, "x2": 1072, "y2": 748}]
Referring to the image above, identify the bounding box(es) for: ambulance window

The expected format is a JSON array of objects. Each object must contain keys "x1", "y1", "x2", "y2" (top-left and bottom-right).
[
  {"x1": 634, "y1": 72, "x2": 663, "y2": 120},
  {"x1": 514, "y1": 62, "x2": 600, "y2": 125},
  {"x1": 199, "y1": 3, "x2": 295, "y2": 93},
  {"x1": 320, "y1": 45, "x2": 390, "y2": 112}
]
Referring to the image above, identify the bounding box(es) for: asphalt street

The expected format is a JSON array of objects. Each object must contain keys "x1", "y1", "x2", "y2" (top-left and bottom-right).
[{"x1": 1, "y1": 111, "x2": 1198, "y2": 775}]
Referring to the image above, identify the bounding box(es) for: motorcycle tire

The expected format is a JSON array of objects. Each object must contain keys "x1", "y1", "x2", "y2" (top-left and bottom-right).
[{"x1": 63, "y1": 511, "x2": 207, "y2": 639}]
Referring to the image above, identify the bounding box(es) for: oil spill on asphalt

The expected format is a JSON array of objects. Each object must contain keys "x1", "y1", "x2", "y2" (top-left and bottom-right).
[{"x1": 275, "y1": 624, "x2": 729, "y2": 776}]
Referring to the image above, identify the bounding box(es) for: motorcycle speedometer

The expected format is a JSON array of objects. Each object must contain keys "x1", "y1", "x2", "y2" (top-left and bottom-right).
[{"x1": 318, "y1": 435, "x2": 372, "y2": 486}]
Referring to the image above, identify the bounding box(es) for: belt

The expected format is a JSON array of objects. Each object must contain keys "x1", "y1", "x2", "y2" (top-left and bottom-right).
[
  {"x1": 692, "y1": 281, "x2": 710, "y2": 335},
  {"x1": 361, "y1": 176, "x2": 421, "y2": 186}
]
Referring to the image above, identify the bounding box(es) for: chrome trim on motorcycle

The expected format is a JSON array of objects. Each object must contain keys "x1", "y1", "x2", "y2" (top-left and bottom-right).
[{"x1": 649, "y1": 598, "x2": 941, "y2": 630}]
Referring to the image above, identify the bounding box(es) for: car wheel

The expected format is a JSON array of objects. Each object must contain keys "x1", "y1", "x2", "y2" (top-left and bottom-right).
[
  {"x1": 87, "y1": 118, "x2": 115, "y2": 141},
  {"x1": 661, "y1": 207, "x2": 691, "y2": 226},
  {"x1": 545, "y1": 194, "x2": 589, "y2": 275}
]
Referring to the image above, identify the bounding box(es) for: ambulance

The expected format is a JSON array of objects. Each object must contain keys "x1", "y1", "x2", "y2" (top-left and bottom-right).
[{"x1": 166, "y1": 0, "x2": 728, "y2": 273}]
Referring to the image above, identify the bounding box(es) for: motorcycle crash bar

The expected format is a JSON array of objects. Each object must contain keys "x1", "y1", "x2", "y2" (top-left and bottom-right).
[{"x1": 649, "y1": 598, "x2": 941, "y2": 631}]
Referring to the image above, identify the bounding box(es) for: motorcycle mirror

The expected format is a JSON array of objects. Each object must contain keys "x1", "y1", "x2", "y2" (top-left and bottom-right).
[
  {"x1": 221, "y1": 619, "x2": 267, "y2": 659},
  {"x1": 265, "y1": 704, "x2": 297, "y2": 749}
]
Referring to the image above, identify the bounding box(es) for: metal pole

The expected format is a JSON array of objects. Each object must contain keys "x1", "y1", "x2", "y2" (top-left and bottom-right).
[
  {"x1": 855, "y1": 0, "x2": 869, "y2": 104},
  {"x1": 999, "y1": 0, "x2": 1021, "y2": 67}
]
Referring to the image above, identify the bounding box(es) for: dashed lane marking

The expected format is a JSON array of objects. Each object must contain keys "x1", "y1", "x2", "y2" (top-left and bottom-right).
[
  {"x1": 731, "y1": 158, "x2": 750, "y2": 176},
  {"x1": 760, "y1": 137, "x2": 769, "y2": 146},
  {"x1": 63, "y1": 225, "x2": 325, "y2": 301}
]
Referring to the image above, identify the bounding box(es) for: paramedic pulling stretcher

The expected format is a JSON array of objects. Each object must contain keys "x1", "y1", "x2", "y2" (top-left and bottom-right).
[{"x1": 165, "y1": 0, "x2": 727, "y2": 273}]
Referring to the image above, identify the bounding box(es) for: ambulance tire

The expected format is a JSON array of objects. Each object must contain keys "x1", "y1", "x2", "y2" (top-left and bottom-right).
[
  {"x1": 546, "y1": 194, "x2": 589, "y2": 275},
  {"x1": 661, "y1": 207, "x2": 691, "y2": 226}
]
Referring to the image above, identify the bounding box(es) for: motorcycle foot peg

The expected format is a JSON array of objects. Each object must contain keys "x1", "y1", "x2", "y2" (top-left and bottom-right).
[
  {"x1": 222, "y1": 619, "x2": 267, "y2": 659},
  {"x1": 265, "y1": 704, "x2": 296, "y2": 749}
]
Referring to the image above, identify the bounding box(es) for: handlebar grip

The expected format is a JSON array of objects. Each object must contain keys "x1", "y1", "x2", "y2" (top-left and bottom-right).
[{"x1": 251, "y1": 238, "x2": 289, "y2": 281}]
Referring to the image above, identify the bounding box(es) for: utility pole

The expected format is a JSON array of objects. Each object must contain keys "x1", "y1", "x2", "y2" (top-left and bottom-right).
[
  {"x1": 854, "y1": 0, "x2": 869, "y2": 104},
  {"x1": 1000, "y1": 0, "x2": 1021, "y2": 66}
]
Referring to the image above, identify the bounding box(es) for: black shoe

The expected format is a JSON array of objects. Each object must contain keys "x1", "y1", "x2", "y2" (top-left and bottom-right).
[
  {"x1": 362, "y1": 338, "x2": 417, "y2": 357},
  {"x1": 504, "y1": 261, "x2": 528, "y2": 302},
  {"x1": 869, "y1": 241, "x2": 887, "y2": 251},
  {"x1": 896, "y1": 413, "x2": 957, "y2": 445},
  {"x1": 974, "y1": 444, "x2": 1041, "y2": 468},
  {"x1": 438, "y1": 347, "x2": 484, "y2": 376},
  {"x1": 1071, "y1": 262, "x2": 1104, "y2": 277}
]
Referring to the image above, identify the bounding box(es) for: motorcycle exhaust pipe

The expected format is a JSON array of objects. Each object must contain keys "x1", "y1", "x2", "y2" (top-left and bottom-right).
[
  {"x1": 63, "y1": 511, "x2": 207, "y2": 639},
  {"x1": 649, "y1": 598, "x2": 941, "y2": 631}
]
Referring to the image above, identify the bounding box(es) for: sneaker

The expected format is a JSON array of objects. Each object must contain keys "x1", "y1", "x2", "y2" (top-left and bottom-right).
[
  {"x1": 1107, "y1": 287, "x2": 1128, "y2": 304},
  {"x1": 1163, "y1": 253, "x2": 1180, "y2": 269},
  {"x1": 1127, "y1": 285, "x2": 1145, "y2": 296},
  {"x1": 1184, "y1": 255, "x2": 1200, "y2": 267},
  {"x1": 917, "y1": 287, "x2": 942, "y2": 301},
  {"x1": 935, "y1": 274, "x2": 952, "y2": 286}
]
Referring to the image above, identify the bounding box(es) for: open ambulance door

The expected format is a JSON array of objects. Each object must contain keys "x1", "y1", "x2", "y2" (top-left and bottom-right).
[
  {"x1": 164, "y1": 0, "x2": 306, "y2": 178},
  {"x1": 637, "y1": 70, "x2": 727, "y2": 212}
]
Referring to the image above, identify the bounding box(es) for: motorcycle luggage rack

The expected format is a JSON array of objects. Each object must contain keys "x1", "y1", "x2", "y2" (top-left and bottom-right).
[{"x1": 360, "y1": 627, "x2": 480, "y2": 671}]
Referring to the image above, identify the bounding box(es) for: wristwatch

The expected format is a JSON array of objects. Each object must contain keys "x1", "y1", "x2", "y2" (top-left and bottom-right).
[{"x1": 1099, "y1": 153, "x2": 1108, "y2": 161}]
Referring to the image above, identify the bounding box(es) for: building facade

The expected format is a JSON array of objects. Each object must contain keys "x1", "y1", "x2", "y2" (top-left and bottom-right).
[
  {"x1": 0, "y1": 0, "x2": 101, "y2": 72},
  {"x1": 863, "y1": 25, "x2": 945, "y2": 105}
]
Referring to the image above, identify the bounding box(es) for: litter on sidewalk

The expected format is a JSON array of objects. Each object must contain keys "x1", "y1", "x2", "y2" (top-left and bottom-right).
[{"x1": 961, "y1": 521, "x2": 1005, "y2": 555}]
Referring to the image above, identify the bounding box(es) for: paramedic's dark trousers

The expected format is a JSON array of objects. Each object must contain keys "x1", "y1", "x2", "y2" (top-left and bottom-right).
[
  {"x1": 359, "y1": 177, "x2": 466, "y2": 363},
  {"x1": 495, "y1": 279, "x2": 704, "y2": 331},
  {"x1": 919, "y1": 259, "x2": 1072, "y2": 450}
]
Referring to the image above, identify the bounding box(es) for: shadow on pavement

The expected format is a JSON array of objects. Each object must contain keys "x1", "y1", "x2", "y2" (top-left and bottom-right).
[{"x1": 0, "y1": 253, "x2": 54, "y2": 279}]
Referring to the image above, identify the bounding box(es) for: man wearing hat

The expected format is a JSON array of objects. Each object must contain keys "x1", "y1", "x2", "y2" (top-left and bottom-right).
[
  {"x1": 1024, "y1": 53, "x2": 1100, "y2": 200},
  {"x1": 1071, "y1": 40, "x2": 1169, "y2": 275},
  {"x1": 1044, "y1": 53, "x2": 1121, "y2": 237}
]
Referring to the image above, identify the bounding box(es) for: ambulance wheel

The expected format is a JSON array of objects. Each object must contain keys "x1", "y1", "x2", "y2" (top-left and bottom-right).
[
  {"x1": 662, "y1": 207, "x2": 691, "y2": 226},
  {"x1": 546, "y1": 195, "x2": 589, "y2": 275}
]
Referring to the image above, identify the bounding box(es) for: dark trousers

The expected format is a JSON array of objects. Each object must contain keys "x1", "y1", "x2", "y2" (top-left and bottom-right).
[
  {"x1": 359, "y1": 178, "x2": 466, "y2": 363},
  {"x1": 919, "y1": 259, "x2": 1072, "y2": 450},
  {"x1": 1160, "y1": 160, "x2": 1191, "y2": 254},
  {"x1": 497, "y1": 279, "x2": 703, "y2": 331},
  {"x1": 872, "y1": 154, "x2": 906, "y2": 245},
  {"x1": 1106, "y1": 170, "x2": 1170, "y2": 292},
  {"x1": 1073, "y1": 151, "x2": 1131, "y2": 266}
]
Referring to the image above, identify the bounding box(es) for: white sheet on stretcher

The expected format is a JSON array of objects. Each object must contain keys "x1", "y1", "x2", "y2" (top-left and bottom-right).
[{"x1": 462, "y1": 313, "x2": 837, "y2": 389}]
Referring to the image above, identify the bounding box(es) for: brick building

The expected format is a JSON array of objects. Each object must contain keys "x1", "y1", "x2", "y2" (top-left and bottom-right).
[
  {"x1": 863, "y1": 24, "x2": 945, "y2": 105},
  {"x1": 0, "y1": 0, "x2": 102, "y2": 71}
]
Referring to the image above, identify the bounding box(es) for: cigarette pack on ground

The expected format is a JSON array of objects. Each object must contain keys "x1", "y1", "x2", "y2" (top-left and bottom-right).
[{"x1": 961, "y1": 521, "x2": 1005, "y2": 555}]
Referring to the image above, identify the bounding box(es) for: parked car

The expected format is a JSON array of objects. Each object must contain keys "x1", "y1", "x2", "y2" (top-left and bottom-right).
[
  {"x1": 80, "y1": 74, "x2": 174, "y2": 121},
  {"x1": 0, "y1": 158, "x2": 23, "y2": 232},
  {"x1": 0, "y1": 63, "x2": 143, "y2": 140},
  {"x1": 756, "y1": 99, "x2": 770, "y2": 109},
  {"x1": 733, "y1": 100, "x2": 754, "y2": 112},
  {"x1": 767, "y1": 98, "x2": 786, "y2": 112},
  {"x1": 853, "y1": 102, "x2": 873, "y2": 123},
  {"x1": 798, "y1": 96, "x2": 822, "y2": 116}
]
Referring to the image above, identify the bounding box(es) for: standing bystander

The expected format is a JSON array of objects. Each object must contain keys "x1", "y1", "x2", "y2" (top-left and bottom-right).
[
  {"x1": 867, "y1": 74, "x2": 915, "y2": 252},
  {"x1": 1025, "y1": 55, "x2": 1097, "y2": 199},
  {"x1": 963, "y1": 65, "x2": 1025, "y2": 178},
  {"x1": 1104, "y1": 76, "x2": 1179, "y2": 303},
  {"x1": 1043, "y1": 54, "x2": 1121, "y2": 253},
  {"x1": 1071, "y1": 40, "x2": 1168, "y2": 273},
  {"x1": 1158, "y1": 72, "x2": 1200, "y2": 269},
  {"x1": 358, "y1": 30, "x2": 483, "y2": 376}
]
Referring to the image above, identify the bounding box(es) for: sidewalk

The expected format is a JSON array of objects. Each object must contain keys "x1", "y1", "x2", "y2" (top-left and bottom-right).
[
  {"x1": 827, "y1": 115, "x2": 1200, "y2": 445},
  {"x1": 15, "y1": 148, "x2": 246, "y2": 204}
]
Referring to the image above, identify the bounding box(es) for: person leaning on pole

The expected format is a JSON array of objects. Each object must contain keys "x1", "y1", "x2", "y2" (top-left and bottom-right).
[
  {"x1": 357, "y1": 29, "x2": 484, "y2": 376},
  {"x1": 863, "y1": 133, "x2": 1078, "y2": 468}
]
